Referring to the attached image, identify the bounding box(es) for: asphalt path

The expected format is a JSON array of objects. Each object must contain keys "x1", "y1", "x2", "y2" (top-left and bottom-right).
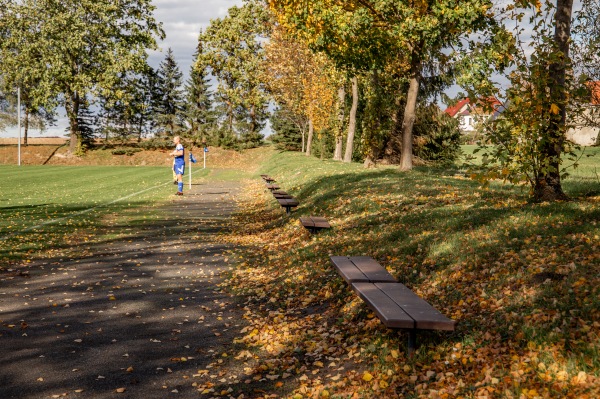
[{"x1": 0, "y1": 179, "x2": 246, "y2": 399}]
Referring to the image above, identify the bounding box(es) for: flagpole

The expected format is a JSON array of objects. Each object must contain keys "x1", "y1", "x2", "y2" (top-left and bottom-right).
[{"x1": 17, "y1": 87, "x2": 21, "y2": 166}]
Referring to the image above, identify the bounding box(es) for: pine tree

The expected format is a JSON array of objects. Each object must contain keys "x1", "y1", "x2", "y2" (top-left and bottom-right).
[
  {"x1": 270, "y1": 106, "x2": 303, "y2": 151},
  {"x1": 156, "y1": 48, "x2": 184, "y2": 136},
  {"x1": 184, "y1": 33, "x2": 215, "y2": 145}
]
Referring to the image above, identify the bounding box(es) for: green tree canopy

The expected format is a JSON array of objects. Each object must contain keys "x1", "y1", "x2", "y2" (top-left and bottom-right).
[
  {"x1": 199, "y1": 0, "x2": 271, "y2": 147},
  {"x1": 0, "y1": 0, "x2": 164, "y2": 152}
]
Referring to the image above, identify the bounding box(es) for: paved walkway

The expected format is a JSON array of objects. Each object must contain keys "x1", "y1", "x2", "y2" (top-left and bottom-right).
[{"x1": 0, "y1": 179, "x2": 245, "y2": 398}]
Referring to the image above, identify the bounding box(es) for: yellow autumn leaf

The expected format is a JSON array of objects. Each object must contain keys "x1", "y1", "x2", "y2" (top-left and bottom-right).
[
  {"x1": 362, "y1": 372, "x2": 373, "y2": 382},
  {"x1": 550, "y1": 103, "x2": 560, "y2": 115}
]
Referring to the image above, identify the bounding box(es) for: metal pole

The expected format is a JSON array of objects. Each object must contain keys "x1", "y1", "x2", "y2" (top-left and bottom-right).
[
  {"x1": 203, "y1": 150, "x2": 206, "y2": 169},
  {"x1": 189, "y1": 156, "x2": 192, "y2": 190},
  {"x1": 17, "y1": 87, "x2": 21, "y2": 166}
]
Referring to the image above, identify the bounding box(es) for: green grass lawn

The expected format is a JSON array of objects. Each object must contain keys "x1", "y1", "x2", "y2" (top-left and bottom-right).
[{"x1": 0, "y1": 165, "x2": 208, "y2": 266}]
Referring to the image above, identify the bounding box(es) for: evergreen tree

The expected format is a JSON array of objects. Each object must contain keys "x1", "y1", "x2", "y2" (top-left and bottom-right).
[
  {"x1": 98, "y1": 67, "x2": 159, "y2": 141},
  {"x1": 270, "y1": 106, "x2": 302, "y2": 151},
  {"x1": 184, "y1": 33, "x2": 215, "y2": 145},
  {"x1": 156, "y1": 48, "x2": 184, "y2": 136}
]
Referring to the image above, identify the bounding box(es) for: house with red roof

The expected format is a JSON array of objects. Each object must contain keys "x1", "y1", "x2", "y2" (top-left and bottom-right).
[
  {"x1": 567, "y1": 81, "x2": 600, "y2": 146},
  {"x1": 444, "y1": 97, "x2": 502, "y2": 133}
]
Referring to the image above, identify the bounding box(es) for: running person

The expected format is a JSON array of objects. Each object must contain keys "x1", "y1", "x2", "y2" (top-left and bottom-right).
[{"x1": 170, "y1": 136, "x2": 185, "y2": 195}]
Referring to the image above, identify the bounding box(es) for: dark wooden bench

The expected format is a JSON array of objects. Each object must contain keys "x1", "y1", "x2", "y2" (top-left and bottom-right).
[
  {"x1": 329, "y1": 256, "x2": 397, "y2": 284},
  {"x1": 273, "y1": 192, "x2": 293, "y2": 199},
  {"x1": 263, "y1": 176, "x2": 276, "y2": 183},
  {"x1": 277, "y1": 198, "x2": 299, "y2": 214},
  {"x1": 299, "y1": 216, "x2": 331, "y2": 233},
  {"x1": 329, "y1": 256, "x2": 455, "y2": 354},
  {"x1": 265, "y1": 184, "x2": 280, "y2": 191}
]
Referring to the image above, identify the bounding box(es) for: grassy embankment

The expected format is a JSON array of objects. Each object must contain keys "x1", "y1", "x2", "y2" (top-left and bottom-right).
[{"x1": 220, "y1": 149, "x2": 599, "y2": 398}]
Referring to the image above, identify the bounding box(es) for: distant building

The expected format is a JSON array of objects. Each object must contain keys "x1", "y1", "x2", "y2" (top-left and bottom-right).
[
  {"x1": 444, "y1": 97, "x2": 502, "y2": 133},
  {"x1": 567, "y1": 81, "x2": 600, "y2": 146}
]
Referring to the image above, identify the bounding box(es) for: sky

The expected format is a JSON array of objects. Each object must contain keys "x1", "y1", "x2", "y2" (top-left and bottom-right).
[{"x1": 1, "y1": 0, "x2": 244, "y2": 138}]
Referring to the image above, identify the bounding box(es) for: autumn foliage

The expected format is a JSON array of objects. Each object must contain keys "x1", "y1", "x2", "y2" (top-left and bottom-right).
[{"x1": 221, "y1": 150, "x2": 599, "y2": 398}]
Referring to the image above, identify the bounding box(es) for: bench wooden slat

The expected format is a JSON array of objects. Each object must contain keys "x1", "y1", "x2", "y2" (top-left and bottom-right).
[
  {"x1": 299, "y1": 217, "x2": 330, "y2": 228},
  {"x1": 277, "y1": 198, "x2": 299, "y2": 207},
  {"x1": 376, "y1": 283, "x2": 455, "y2": 331},
  {"x1": 273, "y1": 193, "x2": 294, "y2": 199},
  {"x1": 309, "y1": 216, "x2": 330, "y2": 229},
  {"x1": 299, "y1": 217, "x2": 315, "y2": 228},
  {"x1": 329, "y1": 256, "x2": 396, "y2": 284},
  {"x1": 266, "y1": 184, "x2": 280, "y2": 190},
  {"x1": 351, "y1": 282, "x2": 415, "y2": 329}
]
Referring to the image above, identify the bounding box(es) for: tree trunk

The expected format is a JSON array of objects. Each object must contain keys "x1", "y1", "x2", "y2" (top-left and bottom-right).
[
  {"x1": 23, "y1": 107, "x2": 29, "y2": 146},
  {"x1": 306, "y1": 118, "x2": 314, "y2": 156},
  {"x1": 250, "y1": 104, "x2": 256, "y2": 134},
  {"x1": 383, "y1": 81, "x2": 406, "y2": 164},
  {"x1": 344, "y1": 76, "x2": 358, "y2": 163},
  {"x1": 333, "y1": 85, "x2": 345, "y2": 161},
  {"x1": 400, "y1": 57, "x2": 421, "y2": 171},
  {"x1": 334, "y1": 135, "x2": 343, "y2": 160},
  {"x1": 66, "y1": 91, "x2": 81, "y2": 153},
  {"x1": 535, "y1": 0, "x2": 573, "y2": 201}
]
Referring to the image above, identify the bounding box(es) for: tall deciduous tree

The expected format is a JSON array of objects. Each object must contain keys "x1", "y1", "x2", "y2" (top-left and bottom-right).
[
  {"x1": 0, "y1": 0, "x2": 163, "y2": 153},
  {"x1": 263, "y1": 25, "x2": 341, "y2": 155},
  {"x1": 156, "y1": 48, "x2": 185, "y2": 136},
  {"x1": 199, "y1": 0, "x2": 270, "y2": 146},
  {"x1": 458, "y1": 1, "x2": 576, "y2": 201},
  {"x1": 269, "y1": 0, "x2": 493, "y2": 170}
]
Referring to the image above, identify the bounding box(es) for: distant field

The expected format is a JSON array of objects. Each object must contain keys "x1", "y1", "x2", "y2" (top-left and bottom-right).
[{"x1": 0, "y1": 165, "x2": 207, "y2": 265}]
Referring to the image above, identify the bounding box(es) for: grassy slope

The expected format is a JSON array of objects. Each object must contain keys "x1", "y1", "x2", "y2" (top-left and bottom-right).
[{"x1": 224, "y1": 150, "x2": 599, "y2": 398}]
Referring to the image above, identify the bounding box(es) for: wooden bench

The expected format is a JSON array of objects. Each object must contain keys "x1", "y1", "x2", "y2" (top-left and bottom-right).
[
  {"x1": 329, "y1": 256, "x2": 455, "y2": 354},
  {"x1": 277, "y1": 198, "x2": 299, "y2": 214},
  {"x1": 299, "y1": 216, "x2": 331, "y2": 233},
  {"x1": 329, "y1": 256, "x2": 397, "y2": 284},
  {"x1": 273, "y1": 193, "x2": 294, "y2": 199},
  {"x1": 263, "y1": 176, "x2": 276, "y2": 183},
  {"x1": 265, "y1": 184, "x2": 280, "y2": 191}
]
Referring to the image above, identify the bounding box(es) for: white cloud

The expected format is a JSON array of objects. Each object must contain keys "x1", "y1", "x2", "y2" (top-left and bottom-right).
[{"x1": 149, "y1": 0, "x2": 243, "y2": 77}]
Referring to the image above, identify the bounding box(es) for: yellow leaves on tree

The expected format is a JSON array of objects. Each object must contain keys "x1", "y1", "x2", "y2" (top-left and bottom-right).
[{"x1": 263, "y1": 25, "x2": 342, "y2": 134}]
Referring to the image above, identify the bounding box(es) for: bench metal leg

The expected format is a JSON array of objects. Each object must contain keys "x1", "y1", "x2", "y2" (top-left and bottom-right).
[
  {"x1": 407, "y1": 330, "x2": 417, "y2": 356},
  {"x1": 285, "y1": 206, "x2": 291, "y2": 215}
]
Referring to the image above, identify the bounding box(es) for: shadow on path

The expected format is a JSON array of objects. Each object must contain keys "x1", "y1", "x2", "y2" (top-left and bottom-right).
[{"x1": 0, "y1": 180, "x2": 246, "y2": 399}]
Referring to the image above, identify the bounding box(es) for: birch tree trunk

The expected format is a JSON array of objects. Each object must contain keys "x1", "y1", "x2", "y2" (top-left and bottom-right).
[
  {"x1": 344, "y1": 76, "x2": 358, "y2": 163},
  {"x1": 306, "y1": 118, "x2": 314, "y2": 156},
  {"x1": 333, "y1": 85, "x2": 345, "y2": 161}
]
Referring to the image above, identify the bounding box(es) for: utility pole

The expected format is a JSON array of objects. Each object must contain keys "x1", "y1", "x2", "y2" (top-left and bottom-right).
[{"x1": 17, "y1": 87, "x2": 21, "y2": 166}]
